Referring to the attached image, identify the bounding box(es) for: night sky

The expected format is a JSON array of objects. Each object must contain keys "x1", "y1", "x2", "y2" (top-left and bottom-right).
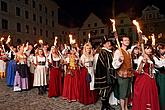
[{"x1": 55, "y1": 0, "x2": 165, "y2": 27}]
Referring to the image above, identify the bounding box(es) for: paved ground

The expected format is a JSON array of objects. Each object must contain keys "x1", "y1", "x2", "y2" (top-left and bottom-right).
[{"x1": 0, "y1": 78, "x2": 123, "y2": 110}]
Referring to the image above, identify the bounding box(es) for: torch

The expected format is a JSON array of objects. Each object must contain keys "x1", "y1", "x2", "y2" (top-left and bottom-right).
[
  {"x1": 54, "y1": 36, "x2": 58, "y2": 46},
  {"x1": 69, "y1": 34, "x2": 73, "y2": 44},
  {"x1": 151, "y1": 34, "x2": 155, "y2": 46},
  {"x1": 142, "y1": 35, "x2": 148, "y2": 44},
  {"x1": 0, "y1": 37, "x2": 6, "y2": 53},
  {"x1": 133, "y1": 20, "x2": 144, "y2": 55},
  {"x1": 88, "y1": 33, "x2": 90, "y2": 43},
  {"x1": 110, "y1": 19, "x2": 121, "y2": 50},
  {"x1": 39, "y1": 39, "x2": 43, "y2": 48},
  {"x1": 23, "y1": 42, "x2": 29, "y2": 53},
  {"x1": 6, "y1": 35, "x2": 11, "y2": 44}
]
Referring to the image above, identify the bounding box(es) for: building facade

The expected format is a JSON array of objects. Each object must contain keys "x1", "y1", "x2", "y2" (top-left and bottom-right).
[
  {"x1": 139, "y1": 5, "x2": 165, "y2": 40},
  {"x1": 0, "y1": 0, "x2": 59, "y2": 44},
  {"x1": 78, "y1": 13, "x2": 110, "y2": 44}
]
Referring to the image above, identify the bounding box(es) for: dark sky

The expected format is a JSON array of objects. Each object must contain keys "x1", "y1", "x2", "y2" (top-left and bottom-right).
[{"x1": 55, "y1": 0, "x2": 165, "y2": 27}]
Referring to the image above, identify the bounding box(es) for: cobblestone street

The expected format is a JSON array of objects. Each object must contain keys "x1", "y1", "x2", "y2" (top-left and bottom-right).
[{"x1": 0, "y1": 78, "x2": 123, "y2": 110}]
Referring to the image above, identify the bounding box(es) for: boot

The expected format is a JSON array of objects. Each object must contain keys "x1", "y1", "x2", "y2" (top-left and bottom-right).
[
  {"x1": 101, "y1": 100, "x2": 107, "y2": 110},
  {"x1": 38, "y1": 87, "x2": 42, "y2": 95},
  {"x1": 101, "y1": 100, "x2": 115, "y2": 110},
  {"x1": 41, "y1": 86, "x2": 46, "y2": 94}
]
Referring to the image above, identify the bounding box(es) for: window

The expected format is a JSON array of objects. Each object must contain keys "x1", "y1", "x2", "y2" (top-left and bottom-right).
[
  {"x1": 40, "y1": 16, "x2": 42, "y2": 24},
  {"x1": 2, "y1": 19, "x2": 8, "y2": 29},
  {"x1": 25, "y1": 11, "x2": 29, "y2": 19},
  {"x1": 16, "y1": 7, "x2": 20, "y2": 16},
  {"x1": 94, "y1": 23, "x2": 97, "y2": 27},
  {"x1": 46, "y1": 30, "x2": 48, "y2": 37},
  {"x1": 149, "y1": 14, "x2": 152, "y2": 19},
  {"x1": 40, "y1": 29, "x2": 42, "y2": 35},
  {"x1": 52, "y1": 11, "x2": 54, "y2": 16},
  {"x1": 33, "y1": 27, "x2": 36, "y2": 35},
  {"x1": 120, "y1": 20, "x2": 124, "y2": 24},
  {"x1": 25, "y1": 0, "x2": 28, "y2": 4},
  {"x1": 33, "y1": 14, "x2": 36, "y2": 21},
  {"x1": 1, "y1": 1, "x2": 7, "y2": 12},
  {"x1": 46, "y1": 19, "x2": 48, "y2": 25},
  {"x1": 32, "y1": 0, "x2": 35, "y2": 8},
  {"x1": 45, "y1": 7, "x2": 47, "y2": 14},
  {"x1": 88, "y1": 24, "x2": 90, "y2": 27},
  {"x1": 39, "y1": 4, "x2": 42, "y2": 11},
  {"x1": 83, "y1": 32, "x2": 86, "y2": 35},
  {"x1": 52, "y1": 21, "x2": 54, "y2": 27},
  {"x1": 101, "y1": 29, "x2": 104, "y2": 33},
  {"x1": 17, "y1": 23, "x2": 21, "y2": 32},
  {"x1": 25, "y1": 25, "x2": 29, "y2": 33}
]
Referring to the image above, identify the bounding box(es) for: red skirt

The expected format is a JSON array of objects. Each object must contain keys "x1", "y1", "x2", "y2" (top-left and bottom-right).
[
  {"x1": 132, "y1": 73, "x2": 160, "y2": 110},
  {"x1": 78, "y1": 67, "x2": 98, "y2": 105},
  {"x1": 62, "y1": 69, "x2": 80, "y2": 102},
  {"x1": 48, "y1": 67, "x2": 62, "y2": 97}
]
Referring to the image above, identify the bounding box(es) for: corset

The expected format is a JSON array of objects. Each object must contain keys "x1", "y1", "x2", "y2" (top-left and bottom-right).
[
  {"x1": 52, "y1": 61, "x2": 60, "y2": 68},
  {"x1": 85, "y1": 61, "x2": 93, "y2": 67},
  {"x1": 38, "y1": 61, "x2": 46, "y2": 65}
]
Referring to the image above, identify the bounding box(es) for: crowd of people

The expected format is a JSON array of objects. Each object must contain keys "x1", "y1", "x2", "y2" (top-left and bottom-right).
[{"x1": 0, "y1": 35, "x2": 165, "y2": 110}]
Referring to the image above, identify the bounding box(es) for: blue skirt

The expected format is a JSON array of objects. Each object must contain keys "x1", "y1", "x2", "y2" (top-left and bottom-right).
[{"x1": 6, "y1": 60, "x2": 16, "y2": 86}]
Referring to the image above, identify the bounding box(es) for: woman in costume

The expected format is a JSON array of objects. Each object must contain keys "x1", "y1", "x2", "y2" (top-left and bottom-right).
[
  {"x1": 132, "y1": 44, "x2": 160, "y2": 110},
  {"x1": 6, "y1": 45, "x2": 17, "y2": 86},
  {"x1": 48, "y1": 46, "x2": 63, "y2": 97},
  {"x1": 0, "y1": 47, "x2": 7, "y2": 78},
  {"x1": 13, "y1": 44, "x2": 29, "y2": 91},
  {"x1": 154, "y1": 43, "x2": 165, "y2": 110},
  {"x1": 79, "y1": 43, "x2": 98, "y2": 105},
  {"x1": 33, "y1": 48, "x2": 48, "y2": 95},
  {"x1": 62, "y1": 47, "x2": 80, "y2": 102}
]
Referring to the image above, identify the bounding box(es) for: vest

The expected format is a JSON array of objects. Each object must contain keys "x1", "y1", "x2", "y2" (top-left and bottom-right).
[{"x1": 117, "y1": 49, "x2": 132, "y2": 78}]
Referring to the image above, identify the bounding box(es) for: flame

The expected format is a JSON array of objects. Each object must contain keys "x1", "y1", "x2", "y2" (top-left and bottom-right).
[
  {"x1": 64, "y1": 44, "x2": 67, "y2": 49},
  {"x1": 0, "y1": 37, "x2": 4, "y2": 42},
  {"x1": 54, "y1": 36, "x2": 58, "y2": 46},
  {"x1": 151, "y1": 34, "x2": 155, "y2": 46},
  {"x1": 6, "y1": 35, "x2": 11, "y2": 44},
  {"x1": 39, "y1": 39, "x2": 43, "y2": 44},
  {"x1": 133, "y1": 20, "x2": 142, "y2": 33},
  {"x1": 110, "y1": 19, "x2": 116, "y2": 32},
  {"x1": 34, "y1": 43, "x2": 37, "y2": 47},
  {"x1": 24, "y1": 42, "x2": 29, "y2": 52},
  {"x1": 88, "y1": 33, "x2": 90, "y2": 39},
  {"x1": 142, "y1": 35, "x2": 148, "y2": 44},
  {"x1": 69, "y1": 34, "x2": 75, "y2": 44}
]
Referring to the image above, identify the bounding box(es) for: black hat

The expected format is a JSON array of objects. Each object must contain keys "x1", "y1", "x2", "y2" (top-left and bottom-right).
[{"x1": 102, "y1": 36, "x2": 111, "y2": 44}]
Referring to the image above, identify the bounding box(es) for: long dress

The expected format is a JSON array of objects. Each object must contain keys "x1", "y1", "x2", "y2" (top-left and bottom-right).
[
  {"x1": 78, "y1": 54, "x2": 98, "y2": 105},
  {"x1": 48, "y1": 55, "x2": 63, "y2": 97},
  {"x1": 13, "y1": 54, "x2": 29, "y2": 91},
  {"x1": 62, "y1": 54, "x2": 80, "y2": 102},
  {"x1": 154, "y1": 56, "x2": 165, "y2": 110},
  {"x1": 33, "y1": 56, "x2": 47, "y2": 87},
  {"x1": 132, "y1": 56, "x2": 160, "y2": 110},
  {"x1": 6, "y1": 60, "x2": 16, "y2": 86}
]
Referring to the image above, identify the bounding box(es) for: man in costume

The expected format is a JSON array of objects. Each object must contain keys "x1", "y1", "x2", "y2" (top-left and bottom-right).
[
  {"x1": 112, "y1": 36, "x2": 133, "y2": 110},
  {"x1": 94, "y1": 37, "x2": 116, "y2": 110}
]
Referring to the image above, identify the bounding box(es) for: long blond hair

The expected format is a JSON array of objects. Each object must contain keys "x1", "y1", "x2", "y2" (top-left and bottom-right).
[{"x1": 83, "y1": 42, "x2": 93, "y2": 57}]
